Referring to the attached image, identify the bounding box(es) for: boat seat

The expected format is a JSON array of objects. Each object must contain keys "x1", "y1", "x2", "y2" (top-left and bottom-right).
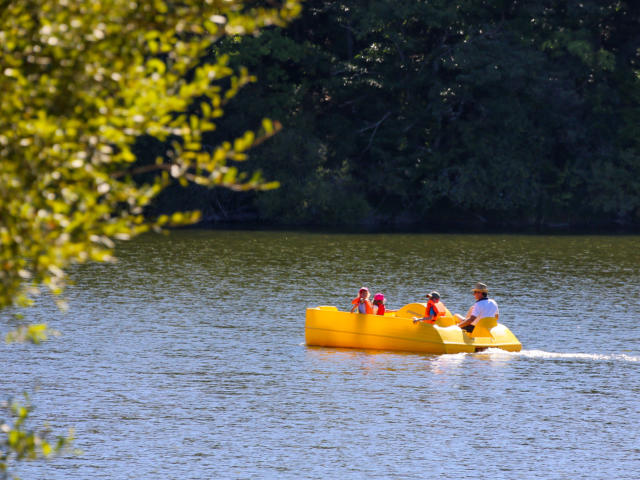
[
  {"x1": 469, "y1": 317, "x2": 498, "y2": 337},
  {"x1": 436, "y1": 315, "x2": 457, "y2": 327},
  {"x1": 394, "y1": 303, "x2": 428, "y2": 319}
]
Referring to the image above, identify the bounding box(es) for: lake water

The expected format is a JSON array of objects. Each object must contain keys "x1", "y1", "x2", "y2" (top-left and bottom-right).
[{"x1": 2, "y1": 231, "x2": 639, "y2": 479}]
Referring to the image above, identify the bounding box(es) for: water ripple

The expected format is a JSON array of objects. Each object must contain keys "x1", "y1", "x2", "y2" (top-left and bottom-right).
[{"x1": 3, "y1": 231, "x2": 639, "y2": 480}]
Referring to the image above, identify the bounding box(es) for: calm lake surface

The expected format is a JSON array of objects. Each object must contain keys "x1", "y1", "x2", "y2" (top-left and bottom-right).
[{"x1": 2, "y1": 231, "x2": 640, "y2": 479}]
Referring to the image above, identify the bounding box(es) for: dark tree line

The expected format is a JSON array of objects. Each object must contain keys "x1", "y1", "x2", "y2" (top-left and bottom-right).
[{"x1": 147, "y1": 0, "x2": 640, "y2": 230}]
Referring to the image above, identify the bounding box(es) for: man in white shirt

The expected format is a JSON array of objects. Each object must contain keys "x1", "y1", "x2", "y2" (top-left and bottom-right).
[{"x1": 455, "y1": 282, "x2": 499, "y2": 333}]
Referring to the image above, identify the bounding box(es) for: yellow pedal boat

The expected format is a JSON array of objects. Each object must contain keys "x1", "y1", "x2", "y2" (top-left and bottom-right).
[{"x1": 305, "y1": 303, "x2": 522, "y2": 354}]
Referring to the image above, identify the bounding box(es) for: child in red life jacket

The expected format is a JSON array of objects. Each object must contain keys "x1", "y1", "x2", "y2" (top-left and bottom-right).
[
  {"x1": 372, "y1": 293, "x2": 386, "y2": 315},
  {"x1": 413, "y1": 291, "x2": 447, "y2": 324},
  {"x1": 350, "y1": 287, "x2": 373, "y2": 314}
]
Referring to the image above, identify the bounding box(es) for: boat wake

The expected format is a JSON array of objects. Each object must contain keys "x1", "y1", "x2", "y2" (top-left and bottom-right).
[{"x1": 483, "y1": 348, "x2": 640, "y2": 363}]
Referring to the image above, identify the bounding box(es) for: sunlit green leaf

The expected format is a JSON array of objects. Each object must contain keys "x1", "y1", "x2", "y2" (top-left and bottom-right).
[{"x1": 0, "y1": 0, "x2": 298, "y2": 311}]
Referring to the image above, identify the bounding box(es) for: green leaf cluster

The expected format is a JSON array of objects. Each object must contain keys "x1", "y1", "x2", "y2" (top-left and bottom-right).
[
  {"x1": 1, "y1": 396, "x2": 74, "y2": 479},
  {"x1": 0, "y1": 0, "x2": 302, "y2": 308}
]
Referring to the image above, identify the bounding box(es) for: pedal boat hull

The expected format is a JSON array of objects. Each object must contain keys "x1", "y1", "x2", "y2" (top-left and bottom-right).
[{"x1": 305, "y1": 303, "x2": 522, "y2": 354}]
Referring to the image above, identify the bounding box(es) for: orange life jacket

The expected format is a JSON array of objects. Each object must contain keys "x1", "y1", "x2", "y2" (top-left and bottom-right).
[
  {"x1": 425, "y1": 300, "x2": 446, "y2": 319},
  {"x1": 374, "y1": 303, "x2": 386, "y2": 315},
  {"x1": 352, "y1": 297, "x2": 373, "y2": 314}
]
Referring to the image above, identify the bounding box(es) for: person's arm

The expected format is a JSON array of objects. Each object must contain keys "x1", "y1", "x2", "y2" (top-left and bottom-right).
[
  {"x1": 457, "y1": 315, "x2": 477, "y2": 328},
  {"x1": 457, "y1": 305, "x2": 477, "y2": 328},
  {"x1": 413, "y1": 310, "x2": 426, "y2": 323}
]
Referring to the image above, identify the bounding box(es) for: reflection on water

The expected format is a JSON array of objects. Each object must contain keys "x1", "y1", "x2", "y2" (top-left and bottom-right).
[{"x1": 2, "y1": 231, "x2": 639, "y2": 479}]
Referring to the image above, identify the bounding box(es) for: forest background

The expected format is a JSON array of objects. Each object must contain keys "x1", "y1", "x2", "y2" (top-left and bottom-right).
[{"x1": 145, "y1": 0, "x2": 640, "y2": 231}]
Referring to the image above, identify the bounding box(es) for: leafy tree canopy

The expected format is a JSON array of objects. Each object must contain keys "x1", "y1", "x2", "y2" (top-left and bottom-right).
[
  {"x1": 0, "y1": 0, "x2": 302, "y2": 309},
  {"x1": 204, "y1": 0, "x2": 640, "y2": 229}
]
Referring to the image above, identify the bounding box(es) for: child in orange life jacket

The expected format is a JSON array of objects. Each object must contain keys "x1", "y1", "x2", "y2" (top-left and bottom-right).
[
  {"x1": 372, "y1": 293, "x2": 386, "y2": 315},
  {"x1": 413, "y1": 291, "x2": 446, "y2": 324},
  {"x1": 350, "y1": 287, "x2": 373, "y2": 314}
]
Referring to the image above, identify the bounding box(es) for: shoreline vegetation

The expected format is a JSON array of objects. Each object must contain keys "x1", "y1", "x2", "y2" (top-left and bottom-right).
[
  {"x1": 167, "y1": 215, "x2": 640, "y2": 235},
  {"x1": 148, "y1": 183, "x2": 640, "y2": 233}
]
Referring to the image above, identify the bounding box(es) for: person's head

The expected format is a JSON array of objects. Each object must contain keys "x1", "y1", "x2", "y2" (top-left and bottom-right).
[
  {"x1": 359, "y1": 287, "x2": 370, "y2": 299},
  {"x1": 426, "y1": 291, "x2": 440, "y2": 302},
  {"x1": 471, "y1": 282, "x2": 488, "y2": 299},
  {"x1": 373, "y1": 293, "x2": 385, "y2": 305}
]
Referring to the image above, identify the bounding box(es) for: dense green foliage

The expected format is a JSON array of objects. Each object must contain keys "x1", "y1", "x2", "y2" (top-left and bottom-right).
[
  {"x1": 0, "y1": 0, "x2": 301, "y2": 309},
  {"x1": 170, "y1": 0, "x2": 640, "y2": 229}
]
